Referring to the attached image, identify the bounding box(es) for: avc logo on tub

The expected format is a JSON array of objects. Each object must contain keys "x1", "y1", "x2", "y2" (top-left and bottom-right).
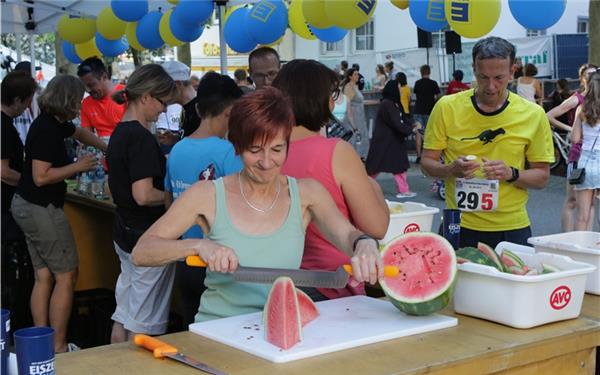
[
  {"x1": 403, "y1": 223, "x2": 420, "y2": 233},
  {"x1": 549, "y1": 285, "x2": 571, "y2": 310}
]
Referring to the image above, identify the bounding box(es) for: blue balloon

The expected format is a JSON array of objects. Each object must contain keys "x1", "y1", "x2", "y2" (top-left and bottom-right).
[
  {"x1": 95, "y1": 33, "x2": 129, "y2": 57},
  {"x1": 136, "y1": 11, "x2": 164, "y2": 49},
  {"x1": 409, "y1": 0, "x2": 448, "y2": 32},
  {"x1": 111, "y1": 0, "x2": 148, "y2": 22},
  {"x1": 224, "y1": 8, "x2": 257, "y2": 53},
  {"x1": 172, "y1": 0, "x2": 214, "y2": 26},
  {"x1": 246, "y1": 0, "x2": 288, "y2": 45},
  {"x1": 170, "y1": 14, "x2": 205, "y2": 43},
  {"x1": 509, "y1": 0, "x2": 565, "y2": 30},
  {"x1": 62, "y1": 41, "x2": 82, "y2": 64},
  {"x1": 310, "y1": 25, "x2": 347, "y2": 43}
]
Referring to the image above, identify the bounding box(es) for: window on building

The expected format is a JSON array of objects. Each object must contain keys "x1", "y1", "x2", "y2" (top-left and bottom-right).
[
  {"x1": 526, "y1": 29, "x2": 547, "y2": 37},
  {"x1": 577, "y1": 17, "x2": 589, "y2": 33},
  {"x1": 321, "y1": 40, "x2": 343, "y2": 54},
  {"x1": 354, "y1": 20, "x2": 374, "y2": 51}
]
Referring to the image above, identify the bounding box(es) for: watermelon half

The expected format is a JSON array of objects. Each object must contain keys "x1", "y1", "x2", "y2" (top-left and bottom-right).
[
  {"x1": 379, "y1": 232, "x2": 457, "y2": 316},
  {"x1": 263, "y1": 277, "x2": 302, "y2": 349}
]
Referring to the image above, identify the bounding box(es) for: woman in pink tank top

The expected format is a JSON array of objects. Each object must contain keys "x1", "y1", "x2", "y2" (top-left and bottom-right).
[
  {"x1": 547, "y1": 63, "x2": 598, "y2": 231},
  {"x1": 274, "y1": 60, "x2": 390, "y2": 300}
]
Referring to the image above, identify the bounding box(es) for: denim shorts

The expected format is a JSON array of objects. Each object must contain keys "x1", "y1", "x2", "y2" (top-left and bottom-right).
[{"x1": 412, "y1": 114, "x2": 430, "y2": 135}]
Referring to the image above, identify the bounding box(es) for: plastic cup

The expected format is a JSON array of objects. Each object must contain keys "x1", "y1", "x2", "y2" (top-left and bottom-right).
[
  {"x1": 1, "y1": 309, "x2": 9, "y2": 375},
  {"x1": 442, "y1": 209, "x2": 461, "y2": 250},
  {"x1": 14, "y1": 327, "x2": 55, "y2": 375}
]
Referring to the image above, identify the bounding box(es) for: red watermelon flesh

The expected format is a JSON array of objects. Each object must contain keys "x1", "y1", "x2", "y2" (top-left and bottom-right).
[
  {"x1": 295, "y1": 288, "x2": 319, "y2": 327},
  {"x1": 264, "y1": 277, "x2": 302, "y2": 350},
  {"x1": 379, "y1": 232, "x2": 457, "y2": 315}
]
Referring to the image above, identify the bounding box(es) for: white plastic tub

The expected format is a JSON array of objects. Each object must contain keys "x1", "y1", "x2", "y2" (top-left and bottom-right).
[
  {"x1": 383, "y1": 201, "x2": 439, "y2": 244},
  {"x1": 453, "y1": 242, "x2": 596, "y2": 329},
  {"x1": 528, "y1": 231, "x2": 600, "y2": 295}
]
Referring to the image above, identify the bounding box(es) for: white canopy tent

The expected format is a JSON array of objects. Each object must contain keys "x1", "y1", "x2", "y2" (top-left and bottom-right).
[{"x1": 0, "y1": 0, "x2": 249, "y2": 75}]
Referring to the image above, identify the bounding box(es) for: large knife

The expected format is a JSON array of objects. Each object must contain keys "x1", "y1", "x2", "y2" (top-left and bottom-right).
[
  {"x1": 134, "y1": 334, "x2": 228, "y2": 375},
  {"x1": 185, "y1": 256, "x2": 399, "y2": 288}
]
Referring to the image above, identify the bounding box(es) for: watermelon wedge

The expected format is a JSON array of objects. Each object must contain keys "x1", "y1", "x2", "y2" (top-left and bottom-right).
[
  {"x1": 477, "y1": 242, "x2": 503, "y2": 271},
  {"x1": 296, "y1": 288, "x2": 319, "y2": 327},
  {"x1": 456, "y1": 247, "x2": 502, "y2": 270},
  {"x1": 263, "y1": 277, "x2": 302, "y2": 350},
  {"x1": 379, "y1": 232, "x2": 457, "y2": 316}
]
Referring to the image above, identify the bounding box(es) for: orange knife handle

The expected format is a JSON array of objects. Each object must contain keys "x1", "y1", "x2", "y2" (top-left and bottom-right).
[
  {"x1": 134, "y1": 334, "x2": 178, "y2": 358},
  {"x1": 343, "y1": 264, "x2": 399, "y2": 277},
  {"x1": 186, "y1": 256, "x2": 207, "y2": 267}
]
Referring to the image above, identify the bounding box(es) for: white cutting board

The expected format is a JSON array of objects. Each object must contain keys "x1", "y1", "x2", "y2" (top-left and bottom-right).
[{"x1": 189, "y1": 295, "x2": 457, "y2": 363}]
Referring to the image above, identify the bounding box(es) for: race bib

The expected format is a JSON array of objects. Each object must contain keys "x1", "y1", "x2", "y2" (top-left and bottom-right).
[{"x1": 455, "y1": 178, "x2": 499, "y2": 212}]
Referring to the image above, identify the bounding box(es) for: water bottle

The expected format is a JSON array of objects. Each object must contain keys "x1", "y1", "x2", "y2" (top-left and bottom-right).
[
  {"x1": 78, "y1": 170, "x2": 91, "y2": 195},
  {"x1": 91, "y1": 166, "x2": 105, "y2": 199}
]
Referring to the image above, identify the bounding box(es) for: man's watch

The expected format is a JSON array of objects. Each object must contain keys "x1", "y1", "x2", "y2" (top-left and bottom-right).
[{"x1": 506, "y1": 167, "x2": 519, "y2": 183}]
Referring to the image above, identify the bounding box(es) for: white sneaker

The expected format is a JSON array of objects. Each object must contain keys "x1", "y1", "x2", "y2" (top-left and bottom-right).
[
  {"x1": 67, "y1": 343, "x2": 80, "y2": 352},
  {"x1": 395, "y1": 192, "x2": 417, "y2": 198}
]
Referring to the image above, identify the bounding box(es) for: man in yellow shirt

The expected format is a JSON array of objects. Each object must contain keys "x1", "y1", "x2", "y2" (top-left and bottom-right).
[{"x1": 421, "y1": 37, "x2": 554, "y2": 248}]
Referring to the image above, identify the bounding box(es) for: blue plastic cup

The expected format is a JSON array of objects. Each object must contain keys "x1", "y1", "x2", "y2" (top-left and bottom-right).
[
  {"x1": 1, "y1": 309, "x2": 9, "y2": 375},
  {"x1": 14, "y1": 327, "x2": 55, "y2": 375},
  {"x1": 442, "y1": 209, "x2": 461, "y2": 250}
]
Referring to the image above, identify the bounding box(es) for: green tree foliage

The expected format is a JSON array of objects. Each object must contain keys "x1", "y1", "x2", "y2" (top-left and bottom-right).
[{"x1": 1, "y1": 33, "x2": 56, "y2": 65}]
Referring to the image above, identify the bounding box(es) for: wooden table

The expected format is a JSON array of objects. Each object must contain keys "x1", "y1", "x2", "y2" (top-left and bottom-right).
[
  {"x1": 56, "y1": 295, "x2": 600, "y2": 375},
  {"x1": 64, "y1": 189, "x2": 119, "y2": 291}
]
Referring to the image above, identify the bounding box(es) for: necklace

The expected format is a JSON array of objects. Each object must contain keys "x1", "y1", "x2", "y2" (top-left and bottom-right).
[{"x1": 238, "y1": 172, "x2": 281, "y2": 213}]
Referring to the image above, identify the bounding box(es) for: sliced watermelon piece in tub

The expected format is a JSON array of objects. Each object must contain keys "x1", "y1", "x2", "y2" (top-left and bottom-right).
[
  {"x1": 500, "y1": 249, "x2": 527, "y2": 271},
  {"x1": 379, "y1": 232, "x2": 457, "y2": 316},
  {"x1": 477, "y1": 242, "x2": 503, "y2": 271},
  {"x1": 263, "y1": 277, "x2": 302, "y2": 350},
  {"x1": 456, "y1": 247, "x2": 502, "y2": 270},
  {"x1": 295, "y1": 288, "x2": 319, "y2": 327}
]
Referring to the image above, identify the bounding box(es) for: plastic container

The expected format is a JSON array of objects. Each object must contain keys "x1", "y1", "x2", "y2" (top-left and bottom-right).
[
  {"x1": 383, "y1": 201, "x2": 439, "y2": 244},
  {"x1": 453, "y1": 242, "x2": 595, "y2": 329},
  {"x1": 528, "y1": 231, "x2": 600, "y2": 295}
]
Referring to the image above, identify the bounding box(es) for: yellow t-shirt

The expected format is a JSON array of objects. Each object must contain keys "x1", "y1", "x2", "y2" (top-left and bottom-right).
[
  {"x1": 400, "y1": 85, "x2": 411, "y2": 114},
  {"x1": 424, "y1": 89, "x2": 554, "y2": 231}
]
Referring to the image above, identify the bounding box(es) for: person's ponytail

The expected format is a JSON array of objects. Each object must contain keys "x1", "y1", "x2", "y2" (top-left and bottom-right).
[{"x1": 112, "y1": 89, "x2": 127, "y2": 105}]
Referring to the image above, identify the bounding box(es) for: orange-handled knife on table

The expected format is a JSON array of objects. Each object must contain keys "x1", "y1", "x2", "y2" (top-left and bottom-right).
[
  {"x1": 185, "y1": 256, "x2": 399, "y2": 288},
  {"x1": 134, "y1": 334, "x2": 228, "y2": 375}
]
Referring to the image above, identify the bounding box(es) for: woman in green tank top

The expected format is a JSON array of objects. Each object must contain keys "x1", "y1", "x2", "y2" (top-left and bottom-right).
[{"x1": 132, "y1": 88, "x2": 385, "y2": 321}]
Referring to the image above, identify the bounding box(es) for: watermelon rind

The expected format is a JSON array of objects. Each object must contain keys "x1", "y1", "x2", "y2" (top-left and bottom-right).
[
  {"x1": 500, "y1": 249, "x2": 526, "y2": 268},
  {"x1": 456, "y1": 247, "x2": 502, "y2": 271},
  {"x1": 295, "y1": 288, "x2": 319, "y2": 327},
  {"x1": 379, "y1": 232, "x2": 457, "y2": 316},
  {"x1": 476, "y1": 242, "x2": 503, "y2": 271},
  {"x1": 542, "y1": 263, "x2": 561, "y2": 274}
]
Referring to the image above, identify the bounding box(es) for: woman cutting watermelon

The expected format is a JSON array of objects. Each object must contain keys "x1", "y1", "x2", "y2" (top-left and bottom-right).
[{"x1": 132, "y1": 87, "x2": 384, "y2": 322}]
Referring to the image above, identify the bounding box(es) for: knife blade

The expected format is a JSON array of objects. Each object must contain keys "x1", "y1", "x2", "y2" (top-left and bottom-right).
[
  {"x1": 134, "y1": 334, "x2": 228, "y2": 375},
  {"x1": 185, "y1": 256, "x2": 399, "y2": 288}
]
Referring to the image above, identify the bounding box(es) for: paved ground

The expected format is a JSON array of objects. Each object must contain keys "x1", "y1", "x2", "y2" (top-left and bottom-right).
[{"x1": 374, "y1": 161, "x2": 600, "y2": 237}]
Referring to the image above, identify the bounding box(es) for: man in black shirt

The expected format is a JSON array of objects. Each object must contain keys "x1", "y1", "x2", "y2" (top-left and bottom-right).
[
  {"x1": 413, "y1": 64, "x2": 440, "y2": 162},
  {"x1": 352, "y1": 63, "x2": 366, "y2": 91},
  {"x1": 1, "y1": 71, "x2": 37, "y2": 331}
]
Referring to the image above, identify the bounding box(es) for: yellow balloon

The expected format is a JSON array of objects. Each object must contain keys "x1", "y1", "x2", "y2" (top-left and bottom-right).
[
  {"x1": 288, "y1": 0, "x2": 315, "y2": 40},
  {"x1": 391, "y1": 0, "x2": 409, "y2": 10},
  {"x1": 302, "y1": 0, "x2": 333, "y2": 28},
  {"x1": 57, "y1": 15, "x2": 96, "y2": 44},
  {"x1": 126, "y1": 22, "x2": 146, "y2": 51},
  {"x1": 325, "y1": 0, "x2": 378, "y2": 30},
  {"x1": 75, "y1": 38, "x2": 101, "y2": 60},
  {"x1": 159, "y1": 9, "x2": 184, "y2": 47},
  {"x1": 445, "y1": 0, "x2": 501, "y2": 38},
  {"x1": 97, "y1": 7, "x2": 127, "y2": 40},
  {"x1": 167, "y1": 0, "x2": 179, "y2": 4}
]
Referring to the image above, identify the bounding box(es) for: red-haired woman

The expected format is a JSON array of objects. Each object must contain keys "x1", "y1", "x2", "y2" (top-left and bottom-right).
[{"x1": 132, "y1": 87, "x2": 384, "y2": 322}]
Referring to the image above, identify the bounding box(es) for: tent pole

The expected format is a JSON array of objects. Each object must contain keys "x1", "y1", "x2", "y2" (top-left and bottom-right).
[
  {"x1": 29, "y1": 33, "x2": 35, "y2": 78},
  {"x1": 217, "y1": 2, "x2": 227, "y2": 75}
]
